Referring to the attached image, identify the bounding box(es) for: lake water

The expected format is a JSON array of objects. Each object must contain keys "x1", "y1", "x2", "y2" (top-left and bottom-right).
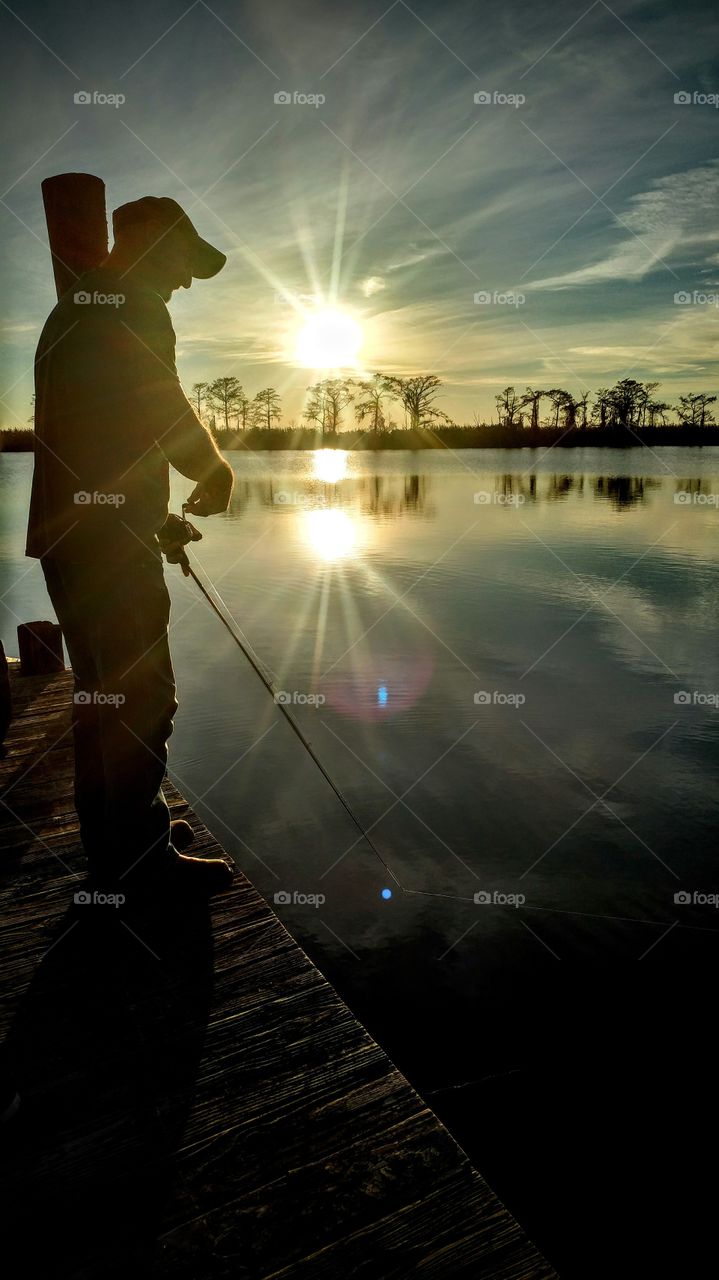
[{"x1": 2, "y1": 445, "x2": 718, "y2": 1274}]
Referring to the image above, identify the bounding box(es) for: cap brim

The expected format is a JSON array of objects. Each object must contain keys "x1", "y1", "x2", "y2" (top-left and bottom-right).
[{"x1": 191, "y1": 236, "x2": 226, "y2": 279}]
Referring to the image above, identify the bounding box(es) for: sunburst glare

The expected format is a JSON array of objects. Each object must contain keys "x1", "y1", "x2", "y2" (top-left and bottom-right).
[
  {"x1": 312, "y1": 449, "x2": 349, "y2": 483},
  {"x1": 304, "y1": 508, "x2": 357, "y2": 561},
  {"x1": 295, "y1": 308, "x2": 363, "y2": 369}
]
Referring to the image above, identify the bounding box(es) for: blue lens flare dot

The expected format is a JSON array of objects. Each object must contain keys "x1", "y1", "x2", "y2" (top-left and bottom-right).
[{"x1": 381, "y1": 888, "x2": 392, "y2": 900}]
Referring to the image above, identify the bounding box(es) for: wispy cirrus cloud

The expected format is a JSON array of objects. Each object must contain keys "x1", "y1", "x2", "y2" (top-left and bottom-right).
[{"x1": 526, "y1": 161, "x2": 719, "y2": 291}]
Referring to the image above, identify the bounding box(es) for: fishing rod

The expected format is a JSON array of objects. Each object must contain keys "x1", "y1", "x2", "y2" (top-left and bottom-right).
[{"x1": 163, "y1": 504, "x2": 403, "y2": 890}]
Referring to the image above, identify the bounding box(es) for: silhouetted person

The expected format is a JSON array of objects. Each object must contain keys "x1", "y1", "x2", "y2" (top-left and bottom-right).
[{"x1": 26, "y1": 196, "x2": 236, "y2": 896}]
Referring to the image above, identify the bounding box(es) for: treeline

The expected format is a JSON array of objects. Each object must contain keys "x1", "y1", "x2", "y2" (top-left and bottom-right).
[
  {"x1": 192, "y1": 373, "x2": 450, "y2": 441},
  {"x1": 196, "y1": 374, "x2": 718, "y2": 443},
  {"x1": 5, "y1": 375, "x2": 717, "y2": 453},
  {"x1": 495, "y1": 379, "x2": 717, "y2": 430}
]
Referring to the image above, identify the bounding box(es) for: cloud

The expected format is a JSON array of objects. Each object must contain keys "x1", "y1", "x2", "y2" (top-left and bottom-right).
[
  {"x1": 527, "y1": 161, "x2": 719, "y2": 291},
  {"x1": 386, "y1": 246, "x2": 448, "y2": 271},
  {"x1": 361, "y1": 275, "x2": 385, "y2": 297}
]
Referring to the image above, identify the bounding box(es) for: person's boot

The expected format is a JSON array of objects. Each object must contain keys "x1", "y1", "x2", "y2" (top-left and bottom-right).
[
  {"x1": 170, "y1": 819, "x2": 195, "y2": 851},
  {"x1": 123, "y1": 845, "x2": 236, "y2": 900},
  {"x1": 164, "y1": 851, "x2": 235, "y2": 895}
]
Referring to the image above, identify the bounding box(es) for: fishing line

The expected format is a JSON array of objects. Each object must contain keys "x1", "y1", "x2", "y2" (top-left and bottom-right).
[{"x1": 173, "y1": 527, "x2": 403, "y2": 891}]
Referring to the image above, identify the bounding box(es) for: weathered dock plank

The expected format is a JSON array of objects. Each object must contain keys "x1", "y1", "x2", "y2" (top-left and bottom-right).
[{"x1": 0, "y1": 667, "x2": 557, "y2": 1279}]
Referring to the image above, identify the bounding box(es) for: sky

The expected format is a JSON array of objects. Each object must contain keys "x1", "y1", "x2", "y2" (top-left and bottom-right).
[{"x1": 0, "y1": 0, "x2": 718, "y2": 425}]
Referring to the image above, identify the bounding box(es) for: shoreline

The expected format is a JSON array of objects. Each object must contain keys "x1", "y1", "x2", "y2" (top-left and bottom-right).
[{"x1": 4, "y1": 425, "x2": 719, "y2": 453}]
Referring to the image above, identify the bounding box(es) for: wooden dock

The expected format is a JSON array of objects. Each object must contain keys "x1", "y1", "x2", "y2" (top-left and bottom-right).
[{"x1": 0, "y1": 665, "x2": 557, "y2": 1279}]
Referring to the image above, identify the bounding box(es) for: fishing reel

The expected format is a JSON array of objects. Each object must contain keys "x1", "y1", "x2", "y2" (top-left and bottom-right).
[{"x1": 157, "y1": 504, "x2": 202, "y2": 575}]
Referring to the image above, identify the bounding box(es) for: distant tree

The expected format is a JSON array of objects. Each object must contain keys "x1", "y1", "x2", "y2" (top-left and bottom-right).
[
  {"x1": 304, "y1": 379, "x2": 354, "y2": 435},
  {"x1": 646, "y1": 399, "x2": 671, "y2": 427},
  {"x1": 592, "y1": 387, "x2": 612, "y2": 428},
  {"x1": 675, "y1": 392, "x2": 717, "y2": 427},
  {"x1": 638, "y1": 382, "x2": 659, "y2": 427},
  {"x1": 557, "y1": 391, "x2": 578, "y2": 429},
  {"x1": 208, "y1": 377, "x2": 242, "y2": 435},
  {"x1": 304, "y1": 384, "x2": 324, "y2": 431},
  {"x1": 545, "y1": 388, "x2": 569, "y2": 428},
  {"x1": 519, "y1": 386, "x2": 546, "y2": 430},
  {"x1": 192, "y1": 381, "x2": 209, "y2": 419},
  {"x1": 577, "y1": 391, "x2": 590, "y2": 429},
  {"x1": 235, "y1": 393, "x2": 253, "y2": 430},
  {"x1": 386, "y1": 375, "x2": 449, "y2": 430},
  {"x1": 494, "y1": 386, "x2": 521, "y2": 428},
  {"x1": 353, "y1": 374, "x2": 393, "y2": 434},
  {"x1": 252, "y1": 388, "x2": 282, "y2": 430},
  {"x1": 607, "y1": 379, "x2": 646, "y2": 429}
]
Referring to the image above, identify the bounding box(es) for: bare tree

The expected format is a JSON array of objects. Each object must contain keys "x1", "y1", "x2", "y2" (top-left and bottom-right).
[
  {"x1": 519, "y1": 386, "x2": 545, "y2": 430},
  {"x1": 577, "y1": 391, "x2": 590, "y2": 429},
  {"x1": 675, "y1": 392, "x2": 717, "y2": 427},
  {"x1": 304, "y1": 379, "x2": 354, "y2": 435},
  {"x1": 592, "y1": 387, "x2": 612, "y2": 428},
  {"x1": 235, "y1": 393, "x2": 252, "y2": 430},
  {"x1": 353, "y1": 374, "x2": 393, "y2": 434},
  {"x1": 646, "y1": 399, "x2": 671, "y2": 427},
  {"x1": 638, "y1": 381, "x2": 659, "y2": 427},
  {"x1": 386, "y1": 375, "x2": 449, "y2": 430},
  {"x1": 191, "y1": 381, "x2": 209, "y2": 420},
  {"x1": 208, "y1": 377, "x2": 242, "y2": 435},
  {"x1": 252, "y1": 388, "x2": 282, "y2": 430},
  {"x1": 545, "y1": 388, "x2": 570, "y2": 428},
  {"x1": 607, "y1": 379, "x2": 646, "y2": 428},
  {"x1": 494, "y1": 385, "x2": 522, "y2": 428}
]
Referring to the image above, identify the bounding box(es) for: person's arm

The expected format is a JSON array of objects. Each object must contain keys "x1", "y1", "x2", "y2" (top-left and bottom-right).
[{"x1": 125, "y1": 290, "x2": 233, "y2": 515}]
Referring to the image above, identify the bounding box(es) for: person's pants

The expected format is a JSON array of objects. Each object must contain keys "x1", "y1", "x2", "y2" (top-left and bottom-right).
[{"x1": 42, "y1": 551, "x2": 179, "y2": 883}]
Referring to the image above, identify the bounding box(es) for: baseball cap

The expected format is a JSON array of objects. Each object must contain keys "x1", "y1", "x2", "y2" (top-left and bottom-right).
[{"x1": 112, "y1": 196, "x2": 226, "y2": 279}]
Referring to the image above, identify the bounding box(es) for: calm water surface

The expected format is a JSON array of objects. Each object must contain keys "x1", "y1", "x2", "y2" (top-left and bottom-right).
[{"x1": 2, "y1": 446, "x2": 717, "y2": 1273}]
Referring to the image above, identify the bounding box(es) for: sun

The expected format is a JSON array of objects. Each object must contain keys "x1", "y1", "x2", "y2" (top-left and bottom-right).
[{"x1": 295, "y1": 308, "x2": 363, "y2": 369}]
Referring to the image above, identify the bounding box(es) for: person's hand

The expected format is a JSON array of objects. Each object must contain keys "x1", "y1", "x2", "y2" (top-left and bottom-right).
[
  {"x1": 185, "y1": 460, "x2": 233, "y2": 517},
  {"x1": 157, "y1": 512, "x2": 202, "y2": 564}
]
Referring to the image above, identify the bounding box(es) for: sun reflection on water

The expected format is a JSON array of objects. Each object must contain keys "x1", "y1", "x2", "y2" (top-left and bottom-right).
[
  {"x1": 312, "y1": 449, "x2": 349, "y2": 483},
  {"x1": 304, "y1": 508, "x2": 357, "y2": 561}
]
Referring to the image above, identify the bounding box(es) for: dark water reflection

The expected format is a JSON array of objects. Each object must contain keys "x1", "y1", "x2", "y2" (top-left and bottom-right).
[{"x1": 2, "y1": 447, "x2": 718, "y2": 1275}]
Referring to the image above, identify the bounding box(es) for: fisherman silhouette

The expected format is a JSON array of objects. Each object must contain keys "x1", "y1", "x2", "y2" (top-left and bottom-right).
[{"x1": 27, "y1": 196, "x2": 236, "y2": 896}]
